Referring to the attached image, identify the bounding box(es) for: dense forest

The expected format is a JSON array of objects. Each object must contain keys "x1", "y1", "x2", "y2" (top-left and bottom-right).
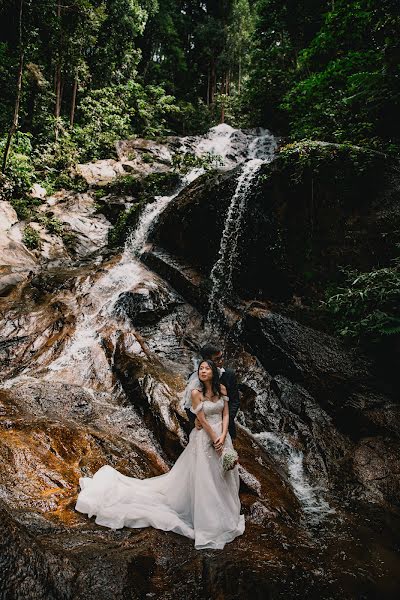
[
  {"x1": 2, "y1": 1, "x2": 400, "y2": 166},
  {"x1": 1, "y1": 0, "x2": 400, "y2": 346}
]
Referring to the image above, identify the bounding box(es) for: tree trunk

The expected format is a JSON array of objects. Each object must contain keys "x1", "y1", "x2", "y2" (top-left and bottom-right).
[
  {"x1": 70, "y1": 77, "x2": 78, "y2": 127},
  {"x1": 209, "y1": 56, "x2": 216, "y2": 105},
  {"x1": 54, "y1": 1, "x2": 62, "y2": 140},
  {"x1": 238, "y1": 55, "x2": 241, "y2": 95},
  {"x1": 220, "y1": 71, "x2": 226, "y2": 123},
  {"x1": 2, "y1": 0, "x2": 24, "y2": 173},
  {"x1": 54, "y1": 63, "x2": 62, "y2": 140}
]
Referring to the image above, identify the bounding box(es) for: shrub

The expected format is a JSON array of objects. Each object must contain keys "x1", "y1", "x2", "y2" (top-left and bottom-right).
[
  {"x1": 323, "y1": 258, "x2": 400, "y2": 343},
  {"x1": 11, "y1": 198, "x2": 41, "y2": 221},
  {"x1": 23, "y1": 224, "x2": 41, "y2": 250},
  {"x1": 108, "y1": 204, "x2": 141, "y2": 248},
  {"x1": 0, "y1": 132, "x2": 36, "y2": 200}
]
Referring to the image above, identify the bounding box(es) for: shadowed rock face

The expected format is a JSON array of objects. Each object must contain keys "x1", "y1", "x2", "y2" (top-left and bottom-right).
[
  {"x1": 150, "y1": 169, "x2": 239, "y2": 274},
  {"x1": 150, "y1": 147, "x2": 400, "y2": 303}
]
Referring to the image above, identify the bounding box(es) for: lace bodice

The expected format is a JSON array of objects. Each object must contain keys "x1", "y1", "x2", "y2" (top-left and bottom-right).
[{"x1": 191, "y1": 396, "x2": 228, "y2": 424}]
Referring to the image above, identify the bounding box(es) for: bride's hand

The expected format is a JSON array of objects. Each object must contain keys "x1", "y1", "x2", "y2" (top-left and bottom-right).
[{"x1": 213, "y1": 435, "x2": 226, "y2": 455}]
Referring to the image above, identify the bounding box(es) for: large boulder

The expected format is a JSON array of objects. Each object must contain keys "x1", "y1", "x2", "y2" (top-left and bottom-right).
[
  {"x1": 240, "y1": 308, "x2": 400, "y2": 440},
  {"x1": 150, "y1": 169, "x2": 239, "y2": 274},
  {"x1": 0, "y1": 201, "x2": 37, "y2": 268},
  {"x1": 150, "y1": 143, "x2": 399, "y2": 302}
]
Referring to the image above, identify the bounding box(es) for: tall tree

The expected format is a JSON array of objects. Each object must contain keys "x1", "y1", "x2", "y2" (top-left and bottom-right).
[{"x1": 2, "y1": 0, "x2": 25, "y2": 172}]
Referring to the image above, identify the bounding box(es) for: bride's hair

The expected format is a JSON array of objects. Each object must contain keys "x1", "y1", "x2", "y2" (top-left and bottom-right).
[{"x1": 198, "y1": 360, "x2": 221, "y2": 397}]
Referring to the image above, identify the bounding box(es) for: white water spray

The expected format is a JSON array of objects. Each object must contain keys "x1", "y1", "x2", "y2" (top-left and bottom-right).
[
  {"x1": 254, "y1": 430, "x2": 336, "y2": 525},
  {"x1": 207, "y1": 130, "x2": 277, "y2": 326}
]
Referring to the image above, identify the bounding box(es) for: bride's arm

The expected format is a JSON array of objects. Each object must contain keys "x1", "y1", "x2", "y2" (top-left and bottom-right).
[
  {"x1": 221, "y1": 398, "x2": 229, "y2": 438},
  {"x1": 191, "y1": 390, "x2": 218, "y2": 443},
  {"x1": 214, "y1": 385, "x2": 229, "y2": 452},
  {"x1": 219, "y1": 383, "x2": 229, "y2": 439}
]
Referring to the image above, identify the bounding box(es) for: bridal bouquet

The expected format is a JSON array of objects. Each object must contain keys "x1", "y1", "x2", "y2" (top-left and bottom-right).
[{"x1": 221, "y1": 448, "x2": 238, "y2": 472}]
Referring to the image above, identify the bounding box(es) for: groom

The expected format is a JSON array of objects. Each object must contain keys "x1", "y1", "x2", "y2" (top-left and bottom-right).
[{"x1": 185, "y1": 343, "x2": 240, "y2": 440}]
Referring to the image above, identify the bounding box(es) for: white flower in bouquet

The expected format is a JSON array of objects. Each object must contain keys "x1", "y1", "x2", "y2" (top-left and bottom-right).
[{"x1": 221, "y1": 448, "x2": 238, "y2": 472}]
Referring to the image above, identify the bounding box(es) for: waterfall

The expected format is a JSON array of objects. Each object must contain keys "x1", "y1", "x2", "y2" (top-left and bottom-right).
[
  {"x1": 253, "y1": 431, "x2": 336, "y2": 525},
  {"x1": 207, "y1": 130, "x2": 277, "y2": 326},
  {"x1": 126, "y1": 124, "x2": 277, "y2": 257},
  {"x1": 37, "y1": 126, "x2": 275, "y2": 385},
  {"x1": 127, "y1": 168, "x2": 202, "y2": 256},
  {"x1": 207, "y1": 159, "x2": 264, "y2": 326}
]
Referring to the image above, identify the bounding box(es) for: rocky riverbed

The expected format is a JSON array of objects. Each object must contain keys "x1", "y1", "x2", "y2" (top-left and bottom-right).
[{"x1": 1, "y1": 125, "x2": 399, "y2": 599}]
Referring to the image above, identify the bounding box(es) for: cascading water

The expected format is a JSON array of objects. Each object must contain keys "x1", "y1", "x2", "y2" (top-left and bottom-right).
[
  {"x1": 207, "y1": 130, "x2": 277, "y2": 327},
  {"x1": 127, "y1": 124, "x2": 276, "y2": 257},
  {"x1": 127, "y1": 168, "x2": 202, "y2": 256},
  {"x1": 14, "y1": 125, "x2": 272, "y2": 396},
  {"x1": 253, "y1": 431, "x2": 336, "y2": 525},
  {"x1": 207, "y1": 158, "x2": 264, "y2": 326}
]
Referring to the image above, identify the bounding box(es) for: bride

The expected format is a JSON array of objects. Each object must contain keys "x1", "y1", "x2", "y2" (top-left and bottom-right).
[{"x1": 75, "y1": 359, "x2": 245, "y2": 550}]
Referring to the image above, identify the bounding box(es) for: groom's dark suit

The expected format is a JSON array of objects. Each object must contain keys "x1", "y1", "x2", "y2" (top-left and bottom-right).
[{"x1": 185, "y1": 367, "x2": 240, "y2": 439}]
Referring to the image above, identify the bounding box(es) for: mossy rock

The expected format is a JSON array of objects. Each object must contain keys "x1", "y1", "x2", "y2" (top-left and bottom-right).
[{"x1": 108, "y1": 203, "x2": 142, "y2": 248}]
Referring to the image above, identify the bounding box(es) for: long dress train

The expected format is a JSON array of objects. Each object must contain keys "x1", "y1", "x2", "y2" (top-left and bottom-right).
[{"x1": 75, "y1": 396, "x2": 245, "y2": 550}]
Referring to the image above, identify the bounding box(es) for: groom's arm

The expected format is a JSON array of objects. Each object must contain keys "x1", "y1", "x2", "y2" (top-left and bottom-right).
[{"x1": 226, "y1": 369, "x2": 240, "y2": 419}]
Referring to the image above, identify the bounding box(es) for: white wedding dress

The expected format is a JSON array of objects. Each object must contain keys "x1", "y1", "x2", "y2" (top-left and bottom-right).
[{"x1": 75, "y1": 396, "x2": 245, "y2": 550}]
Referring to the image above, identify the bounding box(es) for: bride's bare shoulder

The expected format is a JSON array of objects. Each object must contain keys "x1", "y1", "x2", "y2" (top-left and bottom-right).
[
  {"x1": 219, "y1": 384, "x2": 227, "y2": 396},
  {"x1": 191, "y1": 388, "x2": 202, "y2": 400}
]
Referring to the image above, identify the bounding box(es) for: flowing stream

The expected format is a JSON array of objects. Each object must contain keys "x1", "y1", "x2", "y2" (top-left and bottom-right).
[{"x1": 253, "y1": 430, "x2": 336, "y2": 525}]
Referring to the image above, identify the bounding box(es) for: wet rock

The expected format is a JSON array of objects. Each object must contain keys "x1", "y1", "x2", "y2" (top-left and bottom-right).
[
  {"x1": 1, "y1": 132, "x2": 400, "y2": 598},
  {"x1": 0, "y1": 269, "x2": 28, "y2": 297},
  {"x1": 112, "y1": 343, "x2": 186, "y2": 462},
  {"x1": 43, "y1": 191, "x2": 111, "y2": 258},
  {"x1": 113, "y1": 286, "x2": 179, "y2": 325},
  {"x1": 0, "y1": 202, "x2": 37, "y2": 268},
  {"x1": 30, "y1": 183, "x2": 47, "y2": 200},
  {"x1": 240, "y1": 308, "x2": 399, "y2": 440},
  {"x1": 0, "y1": 300, "x2": 75, "y2": 382},
  {"x1": 116, "y1": 138, "x2": 175, "y2": 165},
  {"x1": 76, "y1": 140, "x2": 173, "y2": 187},
  {"x1": 150, "y1": 169, "x2": 238, "y2": 273},
  {"x1": 117, "y1": 140, "x2": 173, "y2": 177},
  {"x1": 237, "y1": 358, "x2": 353, "y2": 494},
  {"x1": 0, "y1": 200, "x2": 18, "y2": 230},
  {"x1": 353, "y1": 437, "x2": 400, "y2": 505},
  {"x1": 2, "y1": 380, "x2": 96, "y2": 422},
  {"x1": 142, "y1": 247, "x2": 210, "y2": 313},
  {"x1": 28, "y1": 221, "x2": 70, "y2": 262},
  {"x1": 0, "y1": 500, "x2": 68, "y2": 600}
]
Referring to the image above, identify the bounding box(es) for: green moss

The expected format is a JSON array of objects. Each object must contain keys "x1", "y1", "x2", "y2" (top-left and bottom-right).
[
  {"x1": 22, "y1": 225, "x2": 41, "y2": 250},
  {"x1": 141, "y1": 171, "x2": 180, "y2": 198},
  {"x1": 277, "y1": 140, "x2": 385, "y2": 184},
  {"x1": 141, "y1": 152, "x2": 154, "y2": 164},
  {"x1": 108, "y1": 203, "x2": 141, "y2": 248}
]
